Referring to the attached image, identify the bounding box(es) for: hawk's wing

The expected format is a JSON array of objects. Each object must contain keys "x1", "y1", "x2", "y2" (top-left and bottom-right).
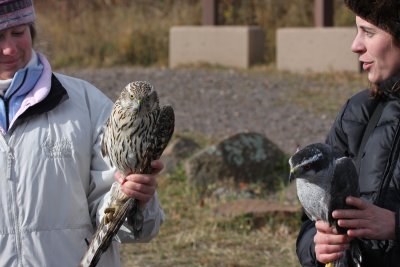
[
  {"x1": 328, "y1": 157, "x2": 359, "y2": 234},
  {"x1": 152, "y1": 106, "x2": 175, "y2": 159},
  {"x1": 127, "y1": 105, "x2": 174, "y2": 228}
]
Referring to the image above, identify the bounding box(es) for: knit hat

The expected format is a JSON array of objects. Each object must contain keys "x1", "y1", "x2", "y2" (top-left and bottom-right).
[
  {"x1": 344, "y1": 0, "x2": 400, "y2": 40},
  {"x1": 0, "y1": 0, "x2": 35, "y2": 31}
]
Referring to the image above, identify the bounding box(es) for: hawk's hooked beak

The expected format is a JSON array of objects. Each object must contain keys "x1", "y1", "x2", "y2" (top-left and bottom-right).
[
  {"x1": 289, "y1": 171, "x2": 295, "y2": 183},
  {"x1": 288, "y1": 159, "x2": 295, "y2": 182},
  {"x1": 288, "y1": 164, "x2": 296, "y2": 182},
  {"x1": 137, "y1": 99, "x2": 142, "y2": 113}
]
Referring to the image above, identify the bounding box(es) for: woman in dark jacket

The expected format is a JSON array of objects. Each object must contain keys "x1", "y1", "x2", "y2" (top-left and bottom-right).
[{"x1": 297, "y1": 0, "x2": 400, "y2": 266}]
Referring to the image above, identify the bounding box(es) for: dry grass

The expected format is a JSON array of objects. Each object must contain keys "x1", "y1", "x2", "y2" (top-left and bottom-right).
[
  {"x1": 121, "y1": 165, "x2": 301, "y2": 267},
  {"x1": 34, "y1": 0, "x2": 201, "y2": 67},
  {"x1": 33, "y1": 0, "x2": 354, "y2": 68}
]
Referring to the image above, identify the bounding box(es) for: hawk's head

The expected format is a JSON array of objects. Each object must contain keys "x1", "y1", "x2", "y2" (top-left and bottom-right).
[
  {"x1": 118, "y1": 81, "x2": 160, "y2": 116},
  {"x1": 289, "y1": 143, "x2": 334, "y2": 183}
]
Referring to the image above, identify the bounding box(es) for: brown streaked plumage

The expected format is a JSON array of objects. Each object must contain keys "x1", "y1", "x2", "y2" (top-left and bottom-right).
[{"x1": 79, "y1": 81, "x2": 174, "y2": 267}]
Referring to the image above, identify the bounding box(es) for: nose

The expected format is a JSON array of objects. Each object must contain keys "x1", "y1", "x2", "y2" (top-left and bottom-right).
[
  {"x1": 0, "y1": 37, "x2": 17, "y2": 56},
  {"x1": 351, "y1": 33, "x2": 366, "y2": 55}
]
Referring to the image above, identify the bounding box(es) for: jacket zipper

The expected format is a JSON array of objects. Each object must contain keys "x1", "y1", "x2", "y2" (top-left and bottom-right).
[
  {"x1": 7, "y1": 149, "x2": 23, "y2": 266},
  {"x1": 376, "y1": 121, "x2": 400, "y2": 205}
]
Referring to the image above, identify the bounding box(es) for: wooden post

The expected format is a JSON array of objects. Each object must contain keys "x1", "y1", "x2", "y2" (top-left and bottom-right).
[
  {"x1": 202, "y1": 0, "x2": 218, "y2": 25},
  {"x1": 314, "y1": 0, "x2": 334, "y2": 27}
]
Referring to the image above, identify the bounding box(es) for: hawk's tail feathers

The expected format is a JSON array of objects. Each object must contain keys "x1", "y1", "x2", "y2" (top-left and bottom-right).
[
  {"x1": 332, "y1": 238, "x2": 362, "y2": 267},
  {"x1": 348, "y1": 238, "x2": 362, "y2": 267}
]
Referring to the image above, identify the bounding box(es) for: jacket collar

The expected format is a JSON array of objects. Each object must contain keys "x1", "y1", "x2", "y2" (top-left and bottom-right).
[
  {"x1": 7, "y1": 53, "x2": 69, "y2": 132},
  {"x1": 17, "y1": 74, "x2": 68, "y2": 122},
  {"x1": 377, "y1": 76, "x2": 400, "y2": 99}
]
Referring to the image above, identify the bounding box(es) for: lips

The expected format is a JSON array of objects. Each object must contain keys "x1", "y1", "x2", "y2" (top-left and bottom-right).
[
  {"x1": 0, "y1": 59, "x2": 18, "y2": 65},
  {"x1": 362, "y1": 61, "x2": 373, "y2": 71}
]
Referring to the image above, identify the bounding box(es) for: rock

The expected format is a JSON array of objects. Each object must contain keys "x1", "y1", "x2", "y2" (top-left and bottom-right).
[
  {"x1": 185, "y1": 132, "x2": 287, "y2": 194},
  {"x1": 161, "y1": 136, "x2": 201, "y2": 172}
]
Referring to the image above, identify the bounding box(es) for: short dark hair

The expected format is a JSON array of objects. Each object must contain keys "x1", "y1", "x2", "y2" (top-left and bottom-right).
[{"x1": 29, "y1": 23, "x2": 36, "y2": 43}]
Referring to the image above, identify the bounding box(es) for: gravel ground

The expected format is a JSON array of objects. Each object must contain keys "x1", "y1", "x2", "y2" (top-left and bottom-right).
[{"x1": 59, "y1": 66, "x2": 337, "y2": 155}]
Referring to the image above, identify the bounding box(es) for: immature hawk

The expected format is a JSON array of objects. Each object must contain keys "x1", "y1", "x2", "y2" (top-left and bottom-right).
[{"x1": 79, "y1": 81, "x2": 174, "y2": 267}]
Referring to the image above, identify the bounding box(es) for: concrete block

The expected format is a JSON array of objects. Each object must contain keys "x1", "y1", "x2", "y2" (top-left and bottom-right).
[
  {"x1": 277, "y1": 27, "x2": 360, "y2": 73},
  {"x1": 169, "y1": 26, "x2": 265, "y2": 68}
]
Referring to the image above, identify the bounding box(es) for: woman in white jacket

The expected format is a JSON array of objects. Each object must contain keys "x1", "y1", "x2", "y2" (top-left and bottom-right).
[{"x1": 0, "y1": 1, "x2": 164, "y2": 266}]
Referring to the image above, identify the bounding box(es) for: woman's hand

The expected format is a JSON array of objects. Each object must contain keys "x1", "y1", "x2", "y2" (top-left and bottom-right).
[
  {"x1": 332, "y1": 196, "x2": 395, "y2": 240},
  {"x1": 314, "y1": 220, "x2": 351, "y2": 264},
  {"x1": 114, "y1": 160, "x2": 163, "y2": 207}
]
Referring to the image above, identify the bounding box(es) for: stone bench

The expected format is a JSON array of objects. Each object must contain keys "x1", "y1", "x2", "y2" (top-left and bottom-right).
[
  {"x1": 169, "y1": 26, "x2": 265, "y2": 68},
  {"x1": 276, "y1": 27, "x2": 360, "y2": 73}
]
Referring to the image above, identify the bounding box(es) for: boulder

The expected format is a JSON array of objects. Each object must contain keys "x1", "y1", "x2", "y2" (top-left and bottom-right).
[
  {"x1": 185, "y1": 132, "x2": 287, "y2": 194},
  {"x1": 161, "y1": 136, "x2": 201, "y2": 173}
]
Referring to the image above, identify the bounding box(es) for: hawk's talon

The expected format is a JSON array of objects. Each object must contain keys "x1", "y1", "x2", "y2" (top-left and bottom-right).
[{"x1": 103, "y1": 206, "x2": 119, "y2": 224}]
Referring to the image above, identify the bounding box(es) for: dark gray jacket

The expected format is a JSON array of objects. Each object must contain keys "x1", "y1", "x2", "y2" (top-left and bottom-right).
[{"x1": 297, "y1": 84, "x2": 400, "y2": 267}]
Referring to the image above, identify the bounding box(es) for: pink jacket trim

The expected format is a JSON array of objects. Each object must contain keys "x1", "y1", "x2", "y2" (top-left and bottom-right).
[{"x1": 9, "y1": 53, "x2": 52, "y2": 129}]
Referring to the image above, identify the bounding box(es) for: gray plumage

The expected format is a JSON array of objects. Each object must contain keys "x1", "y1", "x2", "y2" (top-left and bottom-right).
[
  {"x1": 79, "y1": 81, "x2": 175, "y2": 267},
  {"x1": 289, "y1": 143, "x2": 361, "y2": 267}
]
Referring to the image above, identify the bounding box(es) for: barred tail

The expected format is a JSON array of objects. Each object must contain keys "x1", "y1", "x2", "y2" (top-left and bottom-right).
[
  {"x1": 348, "y1": 238, "x2": 362, "y2": 267},
  {"x1": 332, "y1": 239, "x2": 362, "y2": 267},
  {"x1": 79, "y1": 198, "x2": 136, "y2": 267}
]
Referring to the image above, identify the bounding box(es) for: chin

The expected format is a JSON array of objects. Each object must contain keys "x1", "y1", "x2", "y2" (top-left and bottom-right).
[
  {"x1": 368, "y1": 76, "x2": 377, "y2": 84},
  {"x1": 367, "y1": 72, "x2": 382, "y2": 84},
  {"x1": 0, "y1": 72, "x2": 14, "y2": 80}
]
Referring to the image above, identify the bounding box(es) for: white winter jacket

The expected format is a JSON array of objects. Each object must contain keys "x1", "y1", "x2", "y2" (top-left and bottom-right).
[{"x1": 0, "y1": 54, "x2": 164, "y2": 266}]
